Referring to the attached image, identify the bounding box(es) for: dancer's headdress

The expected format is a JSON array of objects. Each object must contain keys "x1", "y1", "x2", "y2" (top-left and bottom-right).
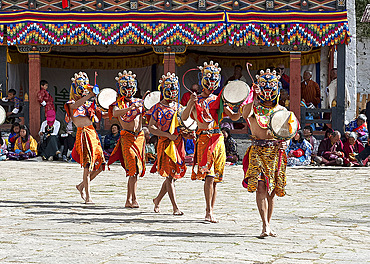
[
  {"x1": 198, "y1": 61, "x2": 221, "y2": 92},
  {"x1": 115, "y1": 70, "x2": 138, "y2": 98},
  {"x1": 70, "y1": 72, "x2": 90, "y2": 101},
  {"x1": 158, "y1": 72, "x2": 179, "y2": 101}
]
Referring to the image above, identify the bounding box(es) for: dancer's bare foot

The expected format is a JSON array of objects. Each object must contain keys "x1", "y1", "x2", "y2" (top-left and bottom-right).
[
  {"x1": 76, "y1": 184, "x2": 85, "y2": 201},
  {"x1": 125, "y1": 201, "x2": 132, "y2": 208},
  {"x1": 268, "y1": 230, "x2": 277, "y2": 237},
  {"x1": 173, "y1": 209, "x2": 184, "y2": 216},
  {"x1": 153, "y1": 198, "x2": 160, "y2": 213},
  {"x1": 258, "y1": 232, "x2": 268, "y2": 238},
  {"x1": 131, "y1": 201, "x2": 140, "y2": 208},
  {"x1": 85, "y1": 199, "x2": 95, "y2": 204},
  {"x1": 205, "y1": 213, "x2": 218, "y2": 223}
]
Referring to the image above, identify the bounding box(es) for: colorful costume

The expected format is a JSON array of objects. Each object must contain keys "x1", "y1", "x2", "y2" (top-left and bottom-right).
[
  {"x1": 147, "y1": 101, "x2": 186, "y2": 179},
  {"x1": 242, "y1": 69, "x2": 288, "y2": 197},
  {"x1": 191, "y1": 95, "x2": 226, "y2": 183},
  {"x1": 108, "y1": 130, "x2": 146, "y2": 177},
  {"x1": 64, "y1": 72, "x2": 105, "y2": 171},
  {"x1": 243, "y1": 139, "x2": 287, "y2": 197},
  {"x1": 7, "y1": 136, "x2": 37, "y2": 160},
  {"x1": 107, "y1": 70, "x2": 146, "y2": 177}
]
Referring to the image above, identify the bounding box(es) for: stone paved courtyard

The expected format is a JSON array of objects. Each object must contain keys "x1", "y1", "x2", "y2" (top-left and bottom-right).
[{"x1": 0, "y1": 161, "x2": 369, "y2": 263}]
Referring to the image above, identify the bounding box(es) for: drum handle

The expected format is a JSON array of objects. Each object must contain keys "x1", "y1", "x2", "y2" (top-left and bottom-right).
[{"x1": 182, "y1": 68, "x2": 199, "y2": 93}]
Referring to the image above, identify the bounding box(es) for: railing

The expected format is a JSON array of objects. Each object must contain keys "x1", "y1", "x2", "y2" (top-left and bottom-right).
[{"x1": 300, "y1": 106, "x2": 342, "y2": 138}]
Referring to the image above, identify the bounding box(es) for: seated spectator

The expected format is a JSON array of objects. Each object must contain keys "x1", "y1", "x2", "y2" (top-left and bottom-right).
[
  {"x1": 7, "y1": 125, "x2": 37, "y2": 160},
  {"x1": 8, "y1": 122, "x2": 21, "y2": 151},
  {"x1": 303, "y1": 125, "x2": 319, "y2": 156},
  {"x1": 286, "y1": 130, "x2": 312, "y2": 166},
  {"x1": 315, "y1": 130, "x2": 345, "y2": 166},
  {"x1": 0, "y1": 133, "x2": 8, "y2": 161},
  {"x1": 103, "y1": 124, "x2": 120, "y2": 160},
  {"x1": 143, "y1": 127, "x2": 157, "y2": 163},
  {"x1": 39, "y1": 110, "x2": 61, "y2": 161},
  {"x1": 345, "y1": 114, "x2": 368, "y2": 143},
  {"x1": 60, "y1": 120, "x2": 76, "y2": 162},
  {"x1": 1, "y1": 89, "x2": 23, "y2": 124},
  {"x1": 324, "y1": 128, "x2": 334, "y2": 139},
  {"x1": 221, "y1": 127, "x2": 238, "y2": 163},
  {"x1": 343, "y1": 132, "x2": 367, "y2": 167}
]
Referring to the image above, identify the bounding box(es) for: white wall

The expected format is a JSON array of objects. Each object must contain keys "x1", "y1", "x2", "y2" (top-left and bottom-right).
[
  {"x1": 346, "y1": 0, "x2": 357, "y2": 122},
  {"x1": 357, "y1": 37, "x2": 370, "y2": 95}
]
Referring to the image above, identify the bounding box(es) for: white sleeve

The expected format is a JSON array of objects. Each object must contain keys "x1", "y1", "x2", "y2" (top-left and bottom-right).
[
  {"x1": 39, "y1": 121, "x2": 47, "y2": 135},
  {"x1": 12, "y1": 108, "x2": 19, "y2": 114},
  {"x1": 52, "y1": 121, "x2": 60, "y2": 135},
  {"x1": 2, "y1": 97, "x2": 8, "y2": 102}
]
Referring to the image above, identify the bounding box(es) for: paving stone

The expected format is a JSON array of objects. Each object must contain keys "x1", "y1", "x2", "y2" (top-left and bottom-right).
[{"x1": 0, "y1": 161, "x2": 369, "y2": 263}]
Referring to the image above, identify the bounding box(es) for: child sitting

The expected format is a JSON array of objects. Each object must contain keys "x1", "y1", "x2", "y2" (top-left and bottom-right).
[
  {"x1": 8, "y1": 122, "x2": 20, "y2": 151},
  {"x1": 7, "y1": 125, "x2": 37, "y2": 160}
]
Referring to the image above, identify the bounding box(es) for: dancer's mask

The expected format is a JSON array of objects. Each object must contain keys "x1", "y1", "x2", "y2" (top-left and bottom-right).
[
  {"x1": 115, "y1": 70, "x2": 138, "y2": 98},
  {"x1": 198, "y1": 61, "x2": 221, "y2": 92},
  {"x1": 255, "y1": 69, "x2": 280, "y2": 108},
  {"x1": 158, "y1": 72, "x2": 179, "y2": 101},
  {"x1": 70, "y1": 72, "x2": 90, "y2": 100}
]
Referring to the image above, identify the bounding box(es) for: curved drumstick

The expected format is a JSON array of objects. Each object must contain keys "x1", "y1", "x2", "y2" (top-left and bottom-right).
[
  {"x1": 181, "y1": 68, "x2": 199, "y2": 93},
  {"x1": 246, "y1": 62, "x2": 254, "y2": 83}
]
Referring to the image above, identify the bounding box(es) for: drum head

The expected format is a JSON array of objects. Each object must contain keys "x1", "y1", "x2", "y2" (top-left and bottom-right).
[
  {"x1": 178, "y1": 106, "x2": 197, "y2": 131},
  {"x1": 97, "y1": 88, "x2": 117, "y2": 111},
  {"x1": 222, "y1": 80, "x2": 250, "y2": 105},
  {"x1": 268, "y1": 110, "x2": 298, "y2": 140},
  {"x1": 0, "y1": 105, "x2": 5, "y2": 125},
  {"x1": 144, "y1": 91, "x2": 161, "y2": 110}
]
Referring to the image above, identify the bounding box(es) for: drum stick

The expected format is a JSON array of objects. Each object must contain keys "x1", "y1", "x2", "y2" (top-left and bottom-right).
[
  {"x1": 181, "y1": 68, "x2": 199, "y2": 93},
  {"x1": 94, "y1": 71, "x2": 98, "y2": 85},
  {"x1": 246, "y1": 62, "x2": 254, "y2": 83}
]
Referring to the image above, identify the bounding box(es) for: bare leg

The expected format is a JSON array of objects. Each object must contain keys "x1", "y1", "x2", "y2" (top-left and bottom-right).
[
  {"x1": 204, "y1": 176, "x2": 217, "y2": 223},
  {"x1": 76, "y1": 165, "x2": 103, "y2": 199},
  {"x1": 211, "y1": 181, "x2": 217, "y2": 212},
  {"x1": 153, "y1": 179, "x2": 167, "y2": 213},
  {"x1": 256, "y1": 180, "x2": 269, "y2": 237},
  {"x1": 126, "y1": 176, "x2": 139, "y2": 208},
  {"x1": 166, "y1": 177, "x2": 183, "y2": 215},
  {"x1": 83, "y1": 168, "x2": 94, "y2": 204},
  {"x1": 267, "y1": 189, "x2": 276, "y2": 236}
]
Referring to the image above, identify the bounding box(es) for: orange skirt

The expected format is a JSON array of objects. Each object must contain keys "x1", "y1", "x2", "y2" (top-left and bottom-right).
[
  {"x1": 191, "y1": 132, "x2": 225, "y2": 183},
  {"x1": 108, "y1": 130, "x2": 146, "y2": 177},
  {"x1": 152, "y1": 136, "x2": 186, "y2": 179},
  {"x1": 72, "y1": 125, "x2": 105, "y2": 171}
]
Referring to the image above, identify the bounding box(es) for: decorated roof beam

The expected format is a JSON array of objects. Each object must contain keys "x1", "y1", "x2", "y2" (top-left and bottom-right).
[{"x1": 0, "y1": 10, "x2": 350, "y2": 47}]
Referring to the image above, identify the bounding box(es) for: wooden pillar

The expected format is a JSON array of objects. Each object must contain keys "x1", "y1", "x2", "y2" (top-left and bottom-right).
[
  {"x1": 0, "y1": 47, "x2": 6, "y2": 98},
  {"x1": 289, "y1": 52, "x2": 302, "y2": 121},
  {"x1": 164, "y1": 47, "x2": 176, "y2": 74},
  {"x1": 28, "y1": 50, "x2": 41, "y2": 138},
  {"x1": 332, "y1": 44, "x2": 346, "y2": 134}
]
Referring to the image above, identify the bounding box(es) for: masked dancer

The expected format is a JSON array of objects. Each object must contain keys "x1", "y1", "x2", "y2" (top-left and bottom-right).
[
  {"x1": 64, "y1": 72, "x2": 105, "y2": 204},
  {"x1": 228, "y1": 68, "x2": 290, "y2": 237},
  {"x1": 108, "y1": 70, "x2": 145, "y2": 208},
  {"x1": 183, "y1": 61, "x2": 228, "y2": 223},
  {"x1": 147, "y1": 72, "x2": 186, "y2": 216}
]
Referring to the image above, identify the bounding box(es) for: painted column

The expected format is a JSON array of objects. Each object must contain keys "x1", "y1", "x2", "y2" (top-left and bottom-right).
[
  {"x1": 289, "y1": 52, "x2": 302, "y2": 121},
  {"x1": 28, "y1": 50, "x2": 41, "y2": 138},
  {"x1": 0, "y1": 46, "x2": 6, "y2": 98},
  {"x1": 164, "y1": 47, "x2": 176, "y2": 74}
]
